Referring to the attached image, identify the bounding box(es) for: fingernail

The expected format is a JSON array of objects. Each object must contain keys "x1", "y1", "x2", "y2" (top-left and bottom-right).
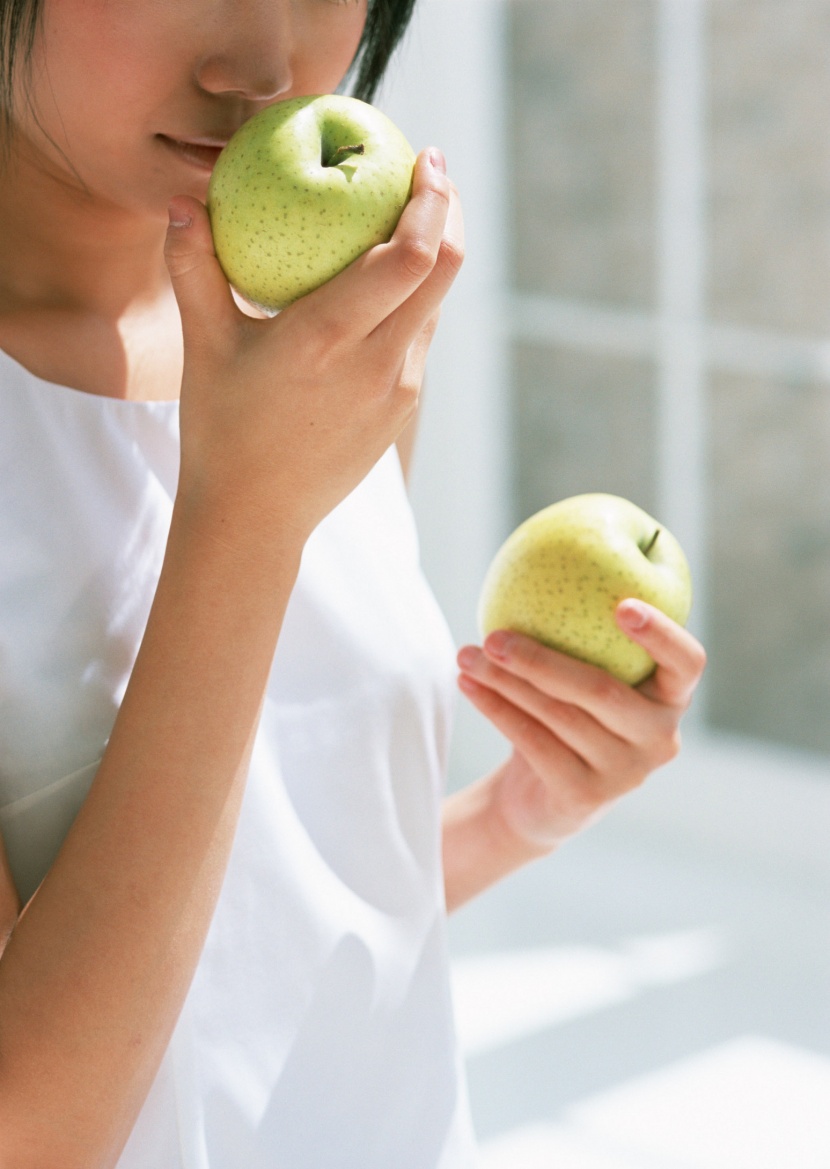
[
  {"x1": 484, "y1": 630, "x2": 512, "y2": 660},
  {"x1": 618, "y1": 600, "x2": 648, "y2": 631},
  {"x1": 429, "y1": 147, "x2": 447, "y2": 174},
  {"x1": 168, "y1": 203, "x2": 192, "y2": 229}
]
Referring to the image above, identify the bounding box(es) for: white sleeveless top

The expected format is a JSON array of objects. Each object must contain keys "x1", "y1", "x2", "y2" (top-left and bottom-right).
[{"x1": 0, "y1": 349, "x2": 479, "y2": 1168}]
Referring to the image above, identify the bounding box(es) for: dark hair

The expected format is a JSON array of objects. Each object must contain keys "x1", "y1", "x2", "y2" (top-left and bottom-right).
[
  {"x1": 0, "y1": 0, "x2": 416, "y2": 128},
  {"x1": 350, "y1": 0, "x2": 418, "y2": 103},
  {"x1": 0, "y1": 0, "x2": 38, "y2": 129}
]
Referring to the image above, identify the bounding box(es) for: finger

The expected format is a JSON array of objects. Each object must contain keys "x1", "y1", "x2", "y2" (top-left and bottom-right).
[
  {"x1": 616, "y1": 600, "x2": 707, "y2": 707},
  {"x1": 480, "y1": 630, "x2": 646, "y2": 742},
  {"x1": 165, "y1": 196, "x2": 240, "y2": 347},
  {"x1": 457, "y1": 646, "x2": 622, "y2": 771},
  {"x1": 297, "y1": 149, "x2": 452, "y2": 339},
  {"x1": 369, "y1": 179, "x2": 464, "y2": 353},
  {"x1": 457, "y1": 673, "x2": 590, "y2": 788}
]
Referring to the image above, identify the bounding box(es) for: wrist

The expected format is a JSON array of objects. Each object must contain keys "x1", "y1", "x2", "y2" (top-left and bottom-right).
[
  {"x1": 171, "y1": 472, "x2": 309, "y2": 571},
  {"x1": 442, "y1": 764, "x2": 553, "y2": 913}
]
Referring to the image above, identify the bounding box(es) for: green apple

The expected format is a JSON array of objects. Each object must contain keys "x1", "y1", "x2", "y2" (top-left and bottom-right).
[
  {"x1": 478, "y1": 494, "x2": 693, "y2": 685},
  {"x1": 207, "y1": 94, "x2": 416, "y2": 311}
]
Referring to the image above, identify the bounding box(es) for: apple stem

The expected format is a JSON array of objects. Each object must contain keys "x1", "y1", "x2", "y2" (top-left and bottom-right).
[
  {"x1": 324, "y1": 143, "x2": 365, "y2": 167},
  {"x1": 642, "y1": 528, "x2": 661, "y2": 558}
]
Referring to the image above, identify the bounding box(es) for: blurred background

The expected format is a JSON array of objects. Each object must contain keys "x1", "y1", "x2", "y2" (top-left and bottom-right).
[{"x1": 380, "y1": 2, "x2": 830, "y2": 1166}]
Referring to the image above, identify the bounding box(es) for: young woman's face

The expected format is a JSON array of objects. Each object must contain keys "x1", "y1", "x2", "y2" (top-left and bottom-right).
[{"x1": 12, "y1": 0, "x2": 368, "y2": 218}]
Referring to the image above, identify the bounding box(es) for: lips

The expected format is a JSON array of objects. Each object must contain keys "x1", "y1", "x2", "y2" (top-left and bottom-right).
[{"x1": 157, "y1": 134, "x2": 230, "y2": 172}]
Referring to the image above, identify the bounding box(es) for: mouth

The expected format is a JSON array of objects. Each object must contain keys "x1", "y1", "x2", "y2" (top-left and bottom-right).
[{"x1": 156, "y1": 134, "x2": 229, "y2": 173}]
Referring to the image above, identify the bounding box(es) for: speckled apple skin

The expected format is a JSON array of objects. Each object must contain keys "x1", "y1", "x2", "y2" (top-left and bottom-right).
[
  {"x1": 478, "y1": 494, "x2": 693, "y2": 685},
  {"x1": 207, "y1": 95, "x2": 416, "y2": 311}
]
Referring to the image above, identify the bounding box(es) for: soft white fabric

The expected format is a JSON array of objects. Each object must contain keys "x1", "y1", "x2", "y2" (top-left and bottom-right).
[{"x1": 0, "y1": 349, "x2": 479, "y2": 1168}]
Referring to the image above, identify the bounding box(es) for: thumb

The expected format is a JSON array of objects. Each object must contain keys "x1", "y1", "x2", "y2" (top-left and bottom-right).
[{"x1": 164, "y1": 196, "x2": 238, "y2": 342}]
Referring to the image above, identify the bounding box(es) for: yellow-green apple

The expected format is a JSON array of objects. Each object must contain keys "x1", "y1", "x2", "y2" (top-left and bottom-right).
[
  {"x1": 207, "y1": 94, "x2": 416, "y2": 311},
  {"x1": 478, "y1": 494, "x2": 693, "y2": 685}
]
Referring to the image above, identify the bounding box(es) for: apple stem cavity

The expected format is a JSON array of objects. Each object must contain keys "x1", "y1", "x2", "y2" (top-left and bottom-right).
[
  {"x1": 323, "y1": 142, "x2": 365, "y2": 168},
  {"x1": 642, "y1": 528, "x2": 661, "y2": 558}
]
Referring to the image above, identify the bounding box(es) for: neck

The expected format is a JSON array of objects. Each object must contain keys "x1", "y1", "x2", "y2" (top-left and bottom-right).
[{"x1": 0, "y1": 134, "x2": 171, "y2": 320}]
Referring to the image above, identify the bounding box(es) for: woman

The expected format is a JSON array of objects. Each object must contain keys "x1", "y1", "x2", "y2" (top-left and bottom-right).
[{"x1": 0, "y1": 1, "x2": 706, "y2": 1165}]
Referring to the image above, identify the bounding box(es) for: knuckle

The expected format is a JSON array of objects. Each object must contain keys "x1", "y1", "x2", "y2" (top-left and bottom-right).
[
  {"x1": 423, "y1": 168, "x2": 452, "y2": 206},
  {"x1": 437, "y1": 236, "x2": 465, "y2": 280},
  {"x1": 588, "y1": 669, "x2": 624, "y2": 707},
  {"x1": 691, "y1": 642, "x2": 708, "y2": 677},
  {"x1": 398, "y1": 235, "x2": 437, "y2": 282},
  {"x1": 394, "y1": 380, "x2": 421, "y2": 420},
  {"x1": 163, "y1": 244, "x2": 200, "y2": 281},
  {"x1": 316, "y1": 314, "x2": 351, "y2": 351},
  {"x1": 399, "y1": 371, "x2": 422, "y2": 402},
  {"x1": 650, "y1": 725, "x2": 682, "y2": 768},
  {"x1": 290, "y1": 311, "x2": 350, "y2": 367},
  {"x1": 678, "y1": 689, "x2": 695, "y2": 716},
  {"x1": 665, "y1": 727, "x2": 683, "y2": 762},
  {"x1": 522, "y1": 636, "x2": 548, "y2": 671},
  {"x1": 545, "y1": 696, "x2": 577, "y2": 730}
]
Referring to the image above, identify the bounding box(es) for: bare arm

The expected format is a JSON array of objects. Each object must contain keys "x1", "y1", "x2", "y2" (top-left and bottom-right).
[
  {"x1": 0, "y1": 837, "x2": 20, "y2": 957},
  {"x1": 0, "y1": 505, "x2": 302, "y2": 1166},
  {"x1": 0, "y1": 151, "x2": 464, "y2": 1169}
]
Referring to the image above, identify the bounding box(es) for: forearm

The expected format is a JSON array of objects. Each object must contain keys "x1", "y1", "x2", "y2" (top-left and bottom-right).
[
  {"x1": 441, "y1": 763, "x2": 552, "y2": 914},
  {"x1": 0, "y1": 496, "x2": 303, "y2": 1168}
]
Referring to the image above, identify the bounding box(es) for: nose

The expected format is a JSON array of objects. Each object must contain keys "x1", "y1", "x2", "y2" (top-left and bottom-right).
[
  {"x1": 194, "y1": 4, "x2": 294, "y2": 102},
  {"x1": 196, "y1": 55, "x2": 293, "y2": 103}
]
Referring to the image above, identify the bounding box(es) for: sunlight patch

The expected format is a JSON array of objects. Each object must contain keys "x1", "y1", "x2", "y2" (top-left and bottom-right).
[{"x1": 451, "y1": 929, "x2": 724, "y2": 1057}]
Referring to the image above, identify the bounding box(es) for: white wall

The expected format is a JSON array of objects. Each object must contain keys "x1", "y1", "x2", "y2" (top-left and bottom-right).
[{"x1": 379, "y1": 0, "x2": 513, "y2": 789}]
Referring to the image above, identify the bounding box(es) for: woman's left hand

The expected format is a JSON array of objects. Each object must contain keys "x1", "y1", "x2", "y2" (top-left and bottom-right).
[{"x1": 455, "y1": 599, "x2": 707, "y2": 854}]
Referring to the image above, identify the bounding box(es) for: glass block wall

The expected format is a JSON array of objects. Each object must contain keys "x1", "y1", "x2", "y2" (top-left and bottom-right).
[
  {"x1": 510, "y1": 0, "x2": 658, "y2": 516},
  {"x1": 508, "y1": 0, "x2": 830, "y2": 755}
]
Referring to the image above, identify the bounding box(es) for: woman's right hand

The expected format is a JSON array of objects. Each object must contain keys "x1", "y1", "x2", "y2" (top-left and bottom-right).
[
  {"x1": 164, "y1": 148, "x2": 464, "y2": 546},
  {"x1": 0, "y1": 151, "x2": 466, "y2": 1169}
]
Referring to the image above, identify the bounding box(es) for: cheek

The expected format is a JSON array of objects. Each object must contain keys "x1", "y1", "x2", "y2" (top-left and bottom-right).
[
  {"x1": 25, "y1": 5, "x2": 175, "y2": 155},
  {"x1": 291, "y1": 3, "x2": 368, "y2": 93}
]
